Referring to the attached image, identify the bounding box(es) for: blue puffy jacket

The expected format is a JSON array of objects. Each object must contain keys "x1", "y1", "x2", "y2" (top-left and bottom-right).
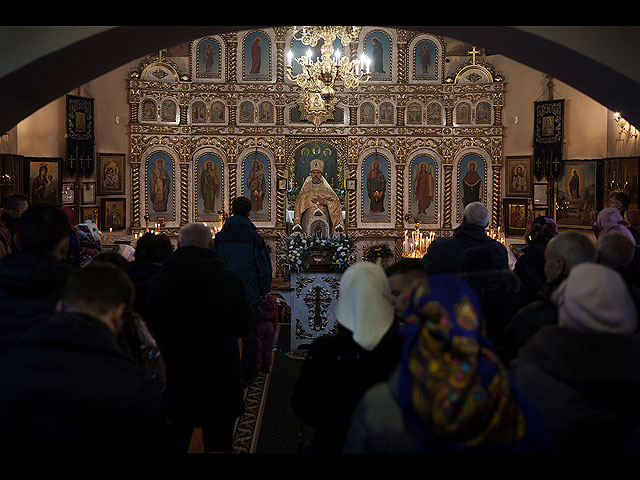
[{"x1": 213, "y1": 215, "x2": 272, "y2": 305}]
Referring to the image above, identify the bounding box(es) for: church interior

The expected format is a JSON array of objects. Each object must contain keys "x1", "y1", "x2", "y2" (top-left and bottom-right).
[{"x1": 1, "y1": 25, "x2": 640, "y2": 453}]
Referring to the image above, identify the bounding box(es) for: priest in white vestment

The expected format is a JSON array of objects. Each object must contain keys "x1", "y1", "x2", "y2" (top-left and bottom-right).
[{"x1": 293, "y1": 159, "x2": 344, "y2": 235}]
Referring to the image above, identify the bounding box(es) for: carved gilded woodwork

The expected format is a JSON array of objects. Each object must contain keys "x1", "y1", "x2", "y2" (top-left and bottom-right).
[{"x1": 127, "y1": 27, "x2": 506, "y2": 257}]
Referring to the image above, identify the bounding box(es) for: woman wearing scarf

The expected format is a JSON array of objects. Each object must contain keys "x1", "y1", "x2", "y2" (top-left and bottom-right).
[
  {"x1": 344, "y1": 274, "x2": 547, "y2": 453},
  {"x1": 291, "y1": 262, "x2": 404, "y2": 453},
  {"x1": 510, "y1": 263, "x2": 640, "y2": 452},
  {"x1": 73, "y1": 220, "x2": 102, "y2": 267}
]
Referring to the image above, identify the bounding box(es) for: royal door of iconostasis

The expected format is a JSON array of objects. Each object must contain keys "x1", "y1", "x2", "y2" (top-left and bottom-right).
[{"x1": 127, "y1": 27, "x2": 506, "y2": 277}]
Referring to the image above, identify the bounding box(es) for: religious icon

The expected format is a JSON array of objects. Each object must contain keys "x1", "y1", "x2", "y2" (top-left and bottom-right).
[
  {"x1": 363, "y1": 155, "x2": 389, "y2": 222},
  {"x1": 80, "y1": 206, "x2": 100, "y2": 226},
  {"x1": 198, "y1": 39, "x2": 220, "y2": 77},
  {"x1": 97, "y1": 153, "x2": 125, "y2": 195},
  {"x1": 409, "y1": 155, "x2": 437, "y2": 222},
  {"x1": 244, "y1": 31, "x2": 270, "y2": 80},
  {"x1": 101, "y1": 198, "x2": 126, "y2": 231},
  {"x1": 364, "y1": 31, "x2": 391, "y2": 80},
  {"x1": 503, "y1": 199, "x2": 528, "y2": 236},
  {"x1": 243, "y1": 152, "x2": 269, "y2": 221},
  {"x1": 415, "y1": 40, "x2": 436, "y2": 79},
  {"x1": 246, "y1": 158, "x2": 266, "y2": 212},
  {"x1": 26, "y1": 158, "x2": 62, "y2": 206},
  {"x1": 197, "y1": 154, "x2": 222, "y2": 219},
  {"x1": 506, "y1": 156, "x2": 532, "y2": 197},
  {"x1": 141, "y1": 99, "x2": 156, "y2": 121},
  {"x1": 161, "y1": 100, "x2": 177, "y2": 122},
  {"x1": 555, "y1": 161, "x2": 597, "y2": 229},
  {"x1": 147, "y1": 152, "x2": 174, "y2": 219},
  {"x1": 460, "y1": 155, "x2": 484, "y2": 208}
]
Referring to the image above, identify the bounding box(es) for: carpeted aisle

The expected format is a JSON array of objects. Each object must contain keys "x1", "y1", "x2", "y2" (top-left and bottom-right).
[{"x1": 251, "y1": 323, "x2": 312, "y2": 453}]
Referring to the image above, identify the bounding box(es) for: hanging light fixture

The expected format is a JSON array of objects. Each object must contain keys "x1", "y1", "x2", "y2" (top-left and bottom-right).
[{"x1": 286, "y1": 26, "x2": 370, "y2": 127}]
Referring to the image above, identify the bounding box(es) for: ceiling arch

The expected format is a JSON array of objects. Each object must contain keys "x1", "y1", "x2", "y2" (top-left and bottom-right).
[{"x1": 1, "y1": 25, "x2": 639, "y2": 135}]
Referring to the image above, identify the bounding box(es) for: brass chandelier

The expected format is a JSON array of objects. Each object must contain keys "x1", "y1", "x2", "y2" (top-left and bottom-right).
[{"x1": 286, "y1": 26, "x2": 370, "y2": 127}]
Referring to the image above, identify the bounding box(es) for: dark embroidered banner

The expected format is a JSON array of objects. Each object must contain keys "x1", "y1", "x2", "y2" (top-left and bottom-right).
[
  {"x1": 66, "y1": 95, "x2": 94, "y2": 177},
  {"x1": 533, "y1": 99, "x2": 564, "y2": 180}
]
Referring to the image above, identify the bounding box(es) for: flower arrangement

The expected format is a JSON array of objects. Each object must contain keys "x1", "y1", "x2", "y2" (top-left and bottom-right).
[
  {"x1": 364, "y1": 243, "x2": 393, "y2": 262},
  {"x1": 282, "y1": 232, "x2": 355, "y2": 273}
]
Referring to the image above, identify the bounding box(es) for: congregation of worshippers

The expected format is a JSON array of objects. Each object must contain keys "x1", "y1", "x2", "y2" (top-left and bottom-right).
[{"x1": 0, "y1": 188, "x2": 638, "y2": 454}]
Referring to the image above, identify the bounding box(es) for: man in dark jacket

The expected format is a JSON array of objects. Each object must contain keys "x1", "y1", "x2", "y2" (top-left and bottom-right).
[
  {"x1": 498, "y1": 231, "x2": 596, "y2": 363},
  {"x1": 214, "y1": 196, "x2": 272, "y2": 386},
  {"x1": 0, "y1": 263, "x2": 175, "y2": 451},
  {"x1": 0, "y1": 205, "x2": 74, "y2": 351},
  {"x1": 146, "y1": 223, "x2": 252, "y2": 453},
  {"x1": 453, "y1": 201, "x2": 508, "y2": 269}
]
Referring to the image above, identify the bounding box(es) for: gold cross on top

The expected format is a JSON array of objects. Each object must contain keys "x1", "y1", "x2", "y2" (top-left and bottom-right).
[{"x1": 468, "y1": 46, "x2": 481, "y2": 65}]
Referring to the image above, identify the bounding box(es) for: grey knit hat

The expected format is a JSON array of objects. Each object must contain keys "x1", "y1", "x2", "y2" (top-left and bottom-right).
[{"x1": 555, "y1": 263, "x2": 638, "y2": 334}]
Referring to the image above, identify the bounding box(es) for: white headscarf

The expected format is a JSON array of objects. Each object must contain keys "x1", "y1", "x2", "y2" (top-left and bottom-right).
[
  {"x1": 555, "y1": 263, "x2": 638, "y2": 334},
  {"x1": 335, "y1": 261, "x2": 395, "y2": 351}
]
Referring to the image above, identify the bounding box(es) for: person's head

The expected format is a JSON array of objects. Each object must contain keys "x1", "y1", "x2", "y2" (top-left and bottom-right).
[
  {"x1": 91, "y1": 251, "x2": 129, "y2": 271},
  {"x1": 57, "y1": 263, "x2": 135, "y2": 333},
  {"x1": 134, "y1": 232, "x2": 174, "y2": 263},
  {"x1": 596, "y1": 207, "x2": 625, "y2": 238},
  {"x1": 231, "y1": 196, "x2": 252, "y2": 217},
  {"x1": 336, "y1": 262, "x2": 395, "y2": 351},
  {"x1": 74, "y1": 220, "x2": 102, "y2": 266},
  {"x1": 608, "y1": 190, "x2": 631, "y2": 215},
  {"x1": 597, "y1": 229, "x2": 636, "y2": 272},
  {"x1": 385, "y1": 258, "x2": 428, "y2": 315},
  {"x1": 555, "y1": 263, "x2": 637, "y2": 335},
  {"x1": 525, "y1": 216, "x2": 558, "y2": 245},
  {"x1": 544, "y1": 231, "x2": 596, "y2": 283},
  {"x1": 309, "y1": 159, "x2": 324, "y2": 183},
  {"x1": 17, "y1": 205, "x2": 70, "y2": 259},
  {"x1": 462, "y1": 202, "x2": 490, "y2": 228},
  {"x1": 421, "y1": 236, "x2": 463, "y2": 275},
  {"x1": 178, "y1": 223, "x2": 213, "y2": 249},
  {"x1": 134, "y1": 233, "x2": 174, "y2": 263},
  {"x1": 2, "y1": 194, "x2": 28, "y2": 215},
  {"x1": 624, "y1": 208, "x2": 640, "y2": 229},
  {"x1": 399, "y1": 274, "x2": 526, "y2": 445}
]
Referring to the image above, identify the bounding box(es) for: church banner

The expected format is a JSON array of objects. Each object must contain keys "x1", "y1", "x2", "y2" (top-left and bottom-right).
[
  {"x1": 533, "y1": 99, "x2": 564, "y2": 180},
  {"x1": 66, "y1": 95, "x2": 95, "y2": 177}
]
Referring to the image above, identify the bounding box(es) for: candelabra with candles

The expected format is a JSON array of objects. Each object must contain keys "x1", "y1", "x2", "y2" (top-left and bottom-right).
[
  {"x1": 487, "y1": 226, "x2": 506, "y2": 245},
  {"x1": 286, "y1": 26, "x2": 370, "y2": 127},
  {"x1": 402, "y1": 217, "x2": 436, "y2": 258}
]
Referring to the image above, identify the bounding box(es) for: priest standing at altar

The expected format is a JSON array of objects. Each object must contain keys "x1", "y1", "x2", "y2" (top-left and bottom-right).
[{"x1": 293, "y1": 159, "x2": 344, "y2": 236}]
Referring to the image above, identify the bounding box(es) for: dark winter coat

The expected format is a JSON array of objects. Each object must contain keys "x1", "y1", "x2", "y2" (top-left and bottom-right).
[
  {"x1": 510, "y1": 325, "x2": 640, "y2": 453},
  {"x1": 213, "y1": 214, "x2": 272, "y2": 306},
  {"x1": 0, "y1": 251, "x2": 74, "y2": 351},
  {"x1": 291, "y1": 323, "x2": 404, "y2": 453},
  {"x1": 0, "y1": 311, "x2": 175, "y2": 451},
  {"x1": 127, "y1": 258, "x2": 162, "y2": 321},
  {"x1": 452, "y1": 223, "x2": 509, "y2": 269},
  {"x1": 513, "y1": 240, "x2": 548, "y2": 306},
  {"x1": 145, "y1": 246, "x2": 252, "y2": 426},
  {"x1": 498, "y1": 279, "x2": 561, "y2": 364},
  {"x1": 458, "y1": 268, "x2": 522, "y2": 348}
]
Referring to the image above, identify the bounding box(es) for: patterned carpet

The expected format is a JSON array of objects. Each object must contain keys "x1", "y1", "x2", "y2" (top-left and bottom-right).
[{"x1": 188, "y1": 322, "x2": 312, "y2": 454}]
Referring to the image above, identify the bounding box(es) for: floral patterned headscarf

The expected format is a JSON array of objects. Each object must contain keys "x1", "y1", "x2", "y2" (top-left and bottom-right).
[
  {"x1": 397, "y1": 274, "x2": 526, "y2": 451},
  {"x1": 74, "y1": 220, "x2": 102, "y2": 266}
]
